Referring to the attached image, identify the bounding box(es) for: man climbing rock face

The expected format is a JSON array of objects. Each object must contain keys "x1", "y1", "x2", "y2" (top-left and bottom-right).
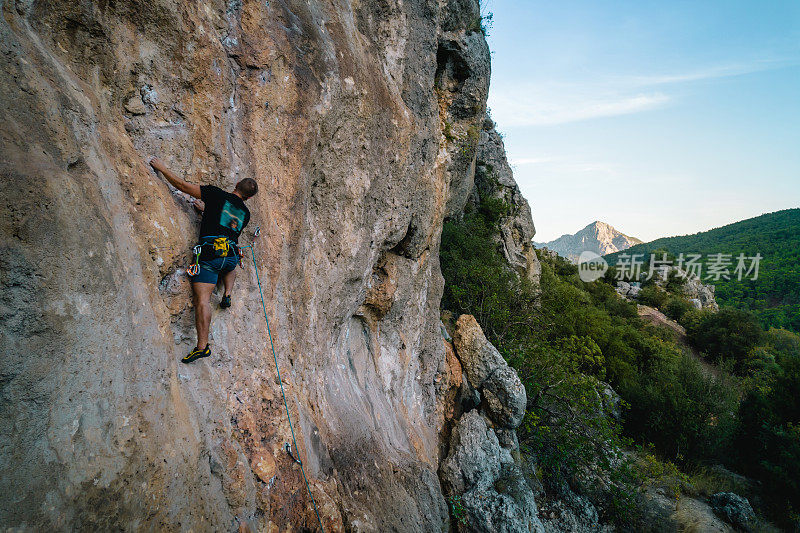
[{"x1": 149, "y1": 157, "x2": 258, "y2": 363}]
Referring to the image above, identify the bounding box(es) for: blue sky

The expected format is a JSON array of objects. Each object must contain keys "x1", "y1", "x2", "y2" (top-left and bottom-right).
[{"x1": 484, "y1": 0, "x2": 800, "y2": 242}]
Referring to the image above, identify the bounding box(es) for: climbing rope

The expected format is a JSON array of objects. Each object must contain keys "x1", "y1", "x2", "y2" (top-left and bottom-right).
[{"x1": 239, "y1": 243, "x2": 325, "y2": 532}]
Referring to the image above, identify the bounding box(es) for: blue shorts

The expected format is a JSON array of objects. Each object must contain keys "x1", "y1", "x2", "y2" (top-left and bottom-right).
[{"x1": 190, "y1": 255, "x2": 239, "y2": 285}]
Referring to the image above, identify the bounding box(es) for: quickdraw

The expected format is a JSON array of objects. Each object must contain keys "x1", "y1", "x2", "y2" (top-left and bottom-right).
[{"x1": 187, "y1": 244, "x2": 202, "y2": 277}]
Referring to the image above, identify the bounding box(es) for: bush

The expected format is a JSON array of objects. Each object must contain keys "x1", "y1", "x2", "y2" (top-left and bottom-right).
[
  {"x1": 665, "y1": 269, "x2": 687, "y2": 293},
  {"x1": 763, "y1": 327, "x2": 800, "y2": 356},
  {"x1": 639, "y1": 285, "x2": 668, "y2": 308},
  {"x1": 622, "y1": 351, "x2": 738, "y2": 464},
  {"x1": 677, "y1": 307, "x2": 706, "y2": 330},
  {"x1": 737, "y1": 350, "x2": 800, "y2": 528},
  {"x1": 686, "y1": 308, "x2": 763, "y2": 367},
  {"x1": 664, "y1": 297, "x2": 693, "y2": 322}
]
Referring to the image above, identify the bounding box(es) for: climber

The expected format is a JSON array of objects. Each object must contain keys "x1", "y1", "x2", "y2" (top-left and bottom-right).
[{"x1": 149, "y1": 157, "x2": 258, "y2": 363}]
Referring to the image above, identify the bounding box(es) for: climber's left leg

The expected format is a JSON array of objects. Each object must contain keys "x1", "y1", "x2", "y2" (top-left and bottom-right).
[{"x1": 183, "y1": 281, "x2": 215, "y2": 363}]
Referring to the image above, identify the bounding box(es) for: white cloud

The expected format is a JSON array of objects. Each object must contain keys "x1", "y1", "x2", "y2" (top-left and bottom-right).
[
  {"x1": 509, "y1": 155, "x2": 620, "y2": 176},
  {"x1": 488, "y1": 58, "x2": 796, "y2": 128},
  {"x1": 490, "y1": 89, "x2": 669, "y2": 127},
  {"x1": 623, "y1": 58, "x2": 798, "y2": 86},
  {"x1": 509, "y1": 156, "x2": 555, "y2": 166}
]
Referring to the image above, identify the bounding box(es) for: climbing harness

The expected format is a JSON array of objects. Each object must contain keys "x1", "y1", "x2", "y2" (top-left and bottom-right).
[
  {"x1": 187, "y1": 236, "x2": 239, "y2": 277},
  {"x1": 240, "y1": 241, "x2": 325, "y2": 532}
]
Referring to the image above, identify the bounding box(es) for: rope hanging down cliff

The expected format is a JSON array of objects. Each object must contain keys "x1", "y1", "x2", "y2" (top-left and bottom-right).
[{"x1": 240, "y1": 242, "x2": 325, "y2": 532}]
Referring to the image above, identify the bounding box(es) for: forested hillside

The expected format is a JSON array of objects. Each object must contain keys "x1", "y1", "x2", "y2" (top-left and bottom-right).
[
  {"x1": 606, "y1": 209, "x2": 800, "y2": 332},
  {"x1": 442, "y1": 200, "x2": 800, "y2": 530}
]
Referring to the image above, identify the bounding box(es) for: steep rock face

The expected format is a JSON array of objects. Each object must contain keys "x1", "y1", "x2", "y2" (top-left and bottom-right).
[
  {"x1": 470, "y1": 116, "x2": 541, "y2": 284},
  {"x1": 0, "y1": 0, "x2": 489, "y2": 530},
  {"x1": 437, "y1": 1, "x2": 490, "y2": 218}
]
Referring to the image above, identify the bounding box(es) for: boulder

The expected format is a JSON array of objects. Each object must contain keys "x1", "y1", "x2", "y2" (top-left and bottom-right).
[
  {"x1": 709, "y1": 492, "x2": 754, "y2": 531},
  {"x1": 628, "y1": 282, "x2": 642, "y2": 297},
  {"x1": 539, "y1": 485, "x2": 605, "y2": 533},
  {"x1": 483, "y1": 365, "x2": 527, "y2": 429},
  {"x1": 615, "y1": 280, "x2": 631, "y2": 295},
  {"x1": 454, "y1": 314, "x2": 507, "y2": 389},
  {"x1": 440, "y1": 411, "x2": 501, "y2": 494},
  {"x1": 461, "y1": 485, "x2": 544, "y2": 533}
]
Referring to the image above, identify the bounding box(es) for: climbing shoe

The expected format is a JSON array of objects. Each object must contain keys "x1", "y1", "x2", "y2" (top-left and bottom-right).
[
  {"x1": 182, "y1": 344, "x2": 211, "y2": 364},
  {"x1": 220, "y1": 294, "x2": 231, "y2": 309}
]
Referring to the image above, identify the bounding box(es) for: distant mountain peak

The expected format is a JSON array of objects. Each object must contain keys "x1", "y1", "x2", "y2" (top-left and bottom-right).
[{"x1": 534, "y1": 221, "x2": 642, "y2": 263}]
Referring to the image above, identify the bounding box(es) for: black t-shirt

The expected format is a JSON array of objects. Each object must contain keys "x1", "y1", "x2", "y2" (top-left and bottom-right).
[{"x1": 199, "y1": 185, "x2": 250, "y2": 243}]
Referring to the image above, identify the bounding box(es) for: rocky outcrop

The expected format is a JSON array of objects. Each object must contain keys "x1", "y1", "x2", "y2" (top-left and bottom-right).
[
  {"x1": 471, "y1": 116, "x2": 541, "y2": 284},
  {"x1": 440, "y1": 315, "x2": 543, "y2": 532},
  {"x1": 679, "y1": 276, "x2": 719, "y2": 311},
  {"x1": 453, "y1": 313, "x2": 508, "y2": 388},
  {"x1": 437, "y1": 0, "x2": 491, "y2": 218},
  {"x1": 616, "y1": 280, "x2": 642, "y2": 298},
  {"x1": 709, "y1": 492, "x2": 755, "y2": 531},
  {"x1": 616, "y1": 267, "x2": 719, "y2": 310},
  {"x1": 0, "y1": 0, "x2": 492, "y2": 530},
  {"x1": 538, "y1": 485, "x2": 610, "y2": 533},
  {"x1": 440, "y1": 411, "x2": 502, "y2": 495},
  {"x1": 648, "y1": 265, "x2": 719, "y2": 311}
]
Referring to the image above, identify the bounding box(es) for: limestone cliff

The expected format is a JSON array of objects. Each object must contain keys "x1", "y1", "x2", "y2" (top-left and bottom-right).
[
  {"x1": 0, "y1": 0, "x2": 493, "y2": 530},
  {"x1": 470, "y1": 116, "x2": 541, "y2": 285}
]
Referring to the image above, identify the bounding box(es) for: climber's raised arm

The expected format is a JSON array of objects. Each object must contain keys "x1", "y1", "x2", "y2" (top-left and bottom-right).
[{"x1": 149, "y1": 157, "x2": 202, "y2": 199}]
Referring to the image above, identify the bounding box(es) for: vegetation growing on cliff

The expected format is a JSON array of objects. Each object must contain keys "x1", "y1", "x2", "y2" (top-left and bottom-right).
[{"x1": 440, "y1": 202, "x2": 800, "y2": 529}]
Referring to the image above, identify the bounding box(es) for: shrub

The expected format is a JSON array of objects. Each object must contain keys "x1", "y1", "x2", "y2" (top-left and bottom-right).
[
  {"x1": 763, "y1": 327, "x2": 800, "y2": 357},
  {"x1": 686, "y1": 308, "x2": 763, "y2": 367},
  {"x1": 664, "y1": 297, "x2": 693, "y2": 322},
  {"x1": 737, "y1": 351, "x2": 800, "y2": 528},
  {"x1": 665, "y1": 269, "x2": 687, "y2": 293},
  {"x1": 639, "y1": 285, "x2": 668, "y2": 308},
  {"x1": 622, "y1": 353, "x2": 738, "y2": 464}
]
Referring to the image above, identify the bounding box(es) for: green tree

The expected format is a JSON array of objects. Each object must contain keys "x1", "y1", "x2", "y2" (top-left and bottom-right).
[{"x1": 686, "y1": 308, "x2": 763, "y2": 367}]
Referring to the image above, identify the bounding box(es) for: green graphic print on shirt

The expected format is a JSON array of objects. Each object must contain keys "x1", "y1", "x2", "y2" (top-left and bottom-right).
[{"x1": 220, "y1": 200, "x2": 246, "y2": 232}]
